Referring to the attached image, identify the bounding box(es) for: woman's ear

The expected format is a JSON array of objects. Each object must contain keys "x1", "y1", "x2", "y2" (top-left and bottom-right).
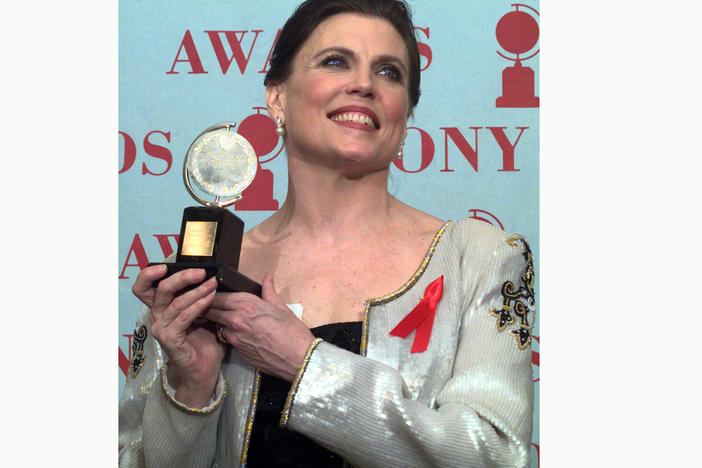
[{"x1": 265, "y1": 82, "x2": 286, "y2": 120}]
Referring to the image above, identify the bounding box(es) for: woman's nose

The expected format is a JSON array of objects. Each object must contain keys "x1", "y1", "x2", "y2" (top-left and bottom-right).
[{"x1": 345, "y1": 68, "x2": 375, "y2": 98}]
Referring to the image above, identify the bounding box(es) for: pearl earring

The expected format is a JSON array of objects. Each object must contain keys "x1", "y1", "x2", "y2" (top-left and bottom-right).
[
  {"x1": 275, "y1": 117, "x2": 285, "y2": 136},
  {"x1": 396, "y1": 142, "x2": 404, "y2": 159}
]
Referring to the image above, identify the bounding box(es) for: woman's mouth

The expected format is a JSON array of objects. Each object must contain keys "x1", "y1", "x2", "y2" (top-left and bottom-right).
[
  {"x1": 328, "y1": 107, "x2": 379, "y2": 130},
  {"x1": 330, "y1": 112, "x2": 377, "y2": 129}
]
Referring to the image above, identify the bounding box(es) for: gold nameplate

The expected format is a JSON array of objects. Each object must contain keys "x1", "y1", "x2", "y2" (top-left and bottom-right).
[{"x1": 181, "y1": 221, "x2": 217, "y2": 256}]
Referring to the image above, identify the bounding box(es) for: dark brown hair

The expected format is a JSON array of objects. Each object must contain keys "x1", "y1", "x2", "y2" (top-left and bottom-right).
[{"x1": 264, "y1": 0, "x2": 421, "y2": 108}]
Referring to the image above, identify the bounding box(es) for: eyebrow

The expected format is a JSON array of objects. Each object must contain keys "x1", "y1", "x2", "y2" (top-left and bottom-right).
[{"x1": 312, "y1": 46, "x2": 407, "y2": 74}]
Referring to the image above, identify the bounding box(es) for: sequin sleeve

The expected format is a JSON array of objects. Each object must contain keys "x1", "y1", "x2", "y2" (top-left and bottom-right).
[
  {"x1": 118, "y1": 304, "x2": 163, "y2": 467},
  {"x1": 118, "y1": 304, "x2": 227, "y2": 468},
  {"x1": 281, "y1": 220, "x2": 535, "y2": 467}
]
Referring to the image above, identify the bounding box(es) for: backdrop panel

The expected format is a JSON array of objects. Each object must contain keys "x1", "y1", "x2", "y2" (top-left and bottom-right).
[{"x1": 119, "y1": 1, "x2": 540, "y2": 465}]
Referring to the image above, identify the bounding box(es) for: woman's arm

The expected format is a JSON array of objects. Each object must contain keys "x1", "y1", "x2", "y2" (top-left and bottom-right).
[
  {"x1": 282, "y1": 228, "x2": 535, "y2": 468},
  {"x1": 119, "y1": 264, "x2": 228, "y2": 468},
  {"x1": 118, "y1": 304, "x2": 229, "y2": 468}
]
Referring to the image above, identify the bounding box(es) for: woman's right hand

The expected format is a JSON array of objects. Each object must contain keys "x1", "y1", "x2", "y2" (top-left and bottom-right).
[{"x1": 132, "y1": 266, "x2": 224, "y2": 408}]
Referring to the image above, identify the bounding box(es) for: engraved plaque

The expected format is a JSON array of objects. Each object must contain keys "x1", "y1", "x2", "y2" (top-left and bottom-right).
[{"x1": 181, "y1": 221, "x2": 217, "y2": 256}]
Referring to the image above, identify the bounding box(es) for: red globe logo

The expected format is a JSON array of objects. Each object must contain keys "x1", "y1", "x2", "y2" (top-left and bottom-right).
[
  {"x1": 236, "y1": 107, "x2": 283, "y2": 163},
  {"x1": 468, "y1": 209, "x2": 504, "y2": 230},
  {"x1": 234, "y1": 107, "x2": 283, "y2": 211},
  {"x1": 495, "y1": 4, "x2": 540, "y2": 108},
  {"x1": 496, "y1": 10, "x2": 539, "y2": 57}
]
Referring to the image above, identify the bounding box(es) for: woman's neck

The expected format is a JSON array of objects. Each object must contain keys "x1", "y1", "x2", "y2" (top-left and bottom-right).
[{"x1": 262, "y1": 155, "x2": 400, "y2": 241}]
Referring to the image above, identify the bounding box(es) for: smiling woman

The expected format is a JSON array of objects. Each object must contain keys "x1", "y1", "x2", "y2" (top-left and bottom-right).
[
  {"x1": 267, "y1": 13, "x2": 411, "y2": 173},
  {"x1": 118, "y1": 1, "x2": 535, "y2": 467}
]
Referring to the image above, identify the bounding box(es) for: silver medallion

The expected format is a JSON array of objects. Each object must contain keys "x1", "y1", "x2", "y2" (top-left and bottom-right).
[{"x1": 183, "y1": 123, "x2": 257, "y2": 207}]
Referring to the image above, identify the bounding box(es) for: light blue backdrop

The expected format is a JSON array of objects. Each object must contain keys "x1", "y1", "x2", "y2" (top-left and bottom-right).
[{"x1": 119, "y1": 0, "x2": 540, "y2": 464}]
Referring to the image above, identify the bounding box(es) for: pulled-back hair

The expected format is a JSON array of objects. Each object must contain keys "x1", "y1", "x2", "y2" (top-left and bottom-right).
[{"x1": 264, "y1": 0, "x2": 421, "y2": 109}]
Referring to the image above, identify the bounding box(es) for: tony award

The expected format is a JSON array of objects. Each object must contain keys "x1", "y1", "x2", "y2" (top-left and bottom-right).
[{"x1": 152, "y1": 123, "x2": 262, "y2": 296}]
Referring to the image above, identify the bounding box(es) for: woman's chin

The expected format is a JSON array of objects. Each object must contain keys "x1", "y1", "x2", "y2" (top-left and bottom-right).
[{"x1": 336, "y1": 156, "x2": 393, "y2": 178}]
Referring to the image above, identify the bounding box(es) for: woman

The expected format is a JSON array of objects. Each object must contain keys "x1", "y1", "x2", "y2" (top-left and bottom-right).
[{"x1": 119, "y1": 0, "x2": 535, "y2": 467}]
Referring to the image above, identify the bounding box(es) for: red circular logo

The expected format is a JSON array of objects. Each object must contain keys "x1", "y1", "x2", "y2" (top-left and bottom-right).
[
  {"x1": 236, "y1": 107, "x2": 283, "y2": 163},
  {"x1": 496, "y1": 10, "x2": 539, "y2": 55}
]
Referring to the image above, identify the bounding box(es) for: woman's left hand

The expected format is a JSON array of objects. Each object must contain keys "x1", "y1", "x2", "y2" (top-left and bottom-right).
[{"x1": 203, "y1": 274, "x2": 315, "y2": 382}]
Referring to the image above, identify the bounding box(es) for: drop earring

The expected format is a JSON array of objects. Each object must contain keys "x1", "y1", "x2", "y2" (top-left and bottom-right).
[
  {"x1": 275, "y1": 117, "x2": 285, "y2": 136},
  {"x1": 396, "y1": 142, "x2": 404, "y2": 159}
]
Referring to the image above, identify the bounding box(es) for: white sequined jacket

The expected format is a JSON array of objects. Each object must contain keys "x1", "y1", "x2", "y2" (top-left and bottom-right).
[{"x1": 119, "y1": 218, "x2": 535, "y2": 467}]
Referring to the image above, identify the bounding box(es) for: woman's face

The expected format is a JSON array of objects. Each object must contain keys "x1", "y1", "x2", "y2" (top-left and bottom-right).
[{"x1": 268, "y1": 13, "x2": 411, "y2": 170}]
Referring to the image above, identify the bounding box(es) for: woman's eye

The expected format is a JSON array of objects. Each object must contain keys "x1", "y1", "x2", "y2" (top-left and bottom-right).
[
  {"x1": 321, "y1": 55, "x2": 347, "y2": 67},
  {"x1": 378, "y1": 65, "x2": 402, "y2": 81}
]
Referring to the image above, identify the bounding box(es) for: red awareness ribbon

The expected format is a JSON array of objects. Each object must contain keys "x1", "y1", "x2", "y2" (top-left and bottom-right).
[{"x1": 389, "y1": 275, "x2": 444, "y2": 353}]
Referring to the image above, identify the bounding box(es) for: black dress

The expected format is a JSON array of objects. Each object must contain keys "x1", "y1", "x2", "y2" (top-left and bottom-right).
[{"x1": 246, "y1": 321, "x2": 363, "y2": 468}]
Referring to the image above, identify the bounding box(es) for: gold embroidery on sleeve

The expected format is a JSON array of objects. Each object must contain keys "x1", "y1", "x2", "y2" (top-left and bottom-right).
[
  {"x1": 159, "y1": 364, "x2": 228, "y2": 415},
  {"x1": 491, "y1": 235, "x2": 535, "y2": 350},
  {"x1": 279, "y1": 338, "x2": 324, "y2": 427},
  {"x1": 128, "y1": 325, "x2": 148, "y2": 378}
]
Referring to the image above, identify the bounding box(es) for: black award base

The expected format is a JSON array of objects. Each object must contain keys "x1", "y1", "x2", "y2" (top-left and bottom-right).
[{"x1": 149, "y1": 205, "x2": 262, "y2": 297}]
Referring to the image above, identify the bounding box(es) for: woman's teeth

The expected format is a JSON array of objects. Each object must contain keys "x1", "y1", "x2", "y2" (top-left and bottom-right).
[{"x1": 330, "y1": 112, "x2": 376, "y2": 129}]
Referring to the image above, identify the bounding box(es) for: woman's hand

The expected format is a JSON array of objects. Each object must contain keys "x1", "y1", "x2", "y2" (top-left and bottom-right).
[
  {"x1": 205, "y1": 274, "x2": 315, "y2": 382},
  {"x1": 131, "y1": 264, "x2": 169, "y2": 308},
  {"x1": 133, "y1": 266, "x2": 225, "y2": 408}
]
